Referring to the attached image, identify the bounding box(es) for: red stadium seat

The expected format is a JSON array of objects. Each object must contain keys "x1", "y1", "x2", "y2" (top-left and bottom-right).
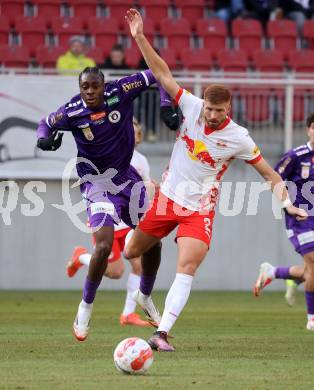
[
  {"x1": 68, "y1": 0, "x2": 98, "y2": 19},
  {"x1": 124, "y1": 47, "x2": 142, "y2": 69},
  {"x1": 0, "y1": 45, "x2": 30, "y2": 68},
  {"x1": 87, "y1": 17, "x2": 119, "y2": 57},
  {"x1": 51, "y1": 17, "x2": 84, "y2": 47},
  {"x1": 122, "y1": 17, "x2": 155, "y2": 46},
  {"x1": 239, "y1": 88, "x2": 273, "y2": 124},
  {"x1": 217, "y1": 49, "x2": 249, "y2": 72},
  {"x1": 160, "y1": 18, "x2": 192, "y2": 57},
  {"x1": 0, "y1": 16, "x2": 10, "y2": 45},
  {"x1": 32, "y1": 0, "x2": 61, "y2": 24},
  {"x1": 231, "y1": 18, "x2": 263, "y2": 59},
  {"x1": 14, "y1": 16, "x2": 47, "y2": 56},
  {"x1": 35, "y1": 45, "x2": 66, "y2": 68},
  {"x1": 303, "y1": 20, "x2": 314, "y2": 49},
  {"x1": 159, "y1": 48, "x2": 177, "y2": 69},
  {"x1": 174, "y1": 0, "x2": 205, "y2": 29},
  {"x1": 85, "y1": 47, "x2": 105, "y2": 65},
  {"x1": 180, "y1": 48, "x2": 212, "y2": 71},
  {"x1": 267, "y1": 20, "x2": 298, "y2": 59},
  {"x1": 0, "y1": 1, "x2": 25, "y2": 24},
  {"x1": 105, "y1": 0, "x2": 134, "y2": 28},
  {"x1": 288, "y1": 50, "x2": 314, "y2": 73},
  {"x1": 275, "y1": 88, "x2": 308, "y2": 123},
  {"x1": 252, "y1": 49, "x2": 285, "y2": 73},
  {"x1": 139, "y1": 0, "x2": 170, "y2": 29},
  {"x1": 196, "y1": 18, "x2": 227, "y2": 59}
]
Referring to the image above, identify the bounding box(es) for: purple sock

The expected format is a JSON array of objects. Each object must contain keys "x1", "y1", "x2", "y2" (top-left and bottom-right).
[
  {"x1": 140, "y1": 275, "x2": 156, "y2": 296},
  {"x1": 82, "y1": 277, "x2": 101, "y2": 304},
  {"x1": 275, "y1": 267, "x2": 290, "y2": 279},
  {"x1": 305, "y1": 291, "x2": 314, "y2": 314}
]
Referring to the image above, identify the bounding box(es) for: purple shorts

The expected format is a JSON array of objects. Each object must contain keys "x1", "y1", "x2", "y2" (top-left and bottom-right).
[
  {"x1": 286, "y1": 223, "x2": 314, "y2": 256},
  {"x1": 80, "y1": 165, "x2": 148, "y2": 229}
]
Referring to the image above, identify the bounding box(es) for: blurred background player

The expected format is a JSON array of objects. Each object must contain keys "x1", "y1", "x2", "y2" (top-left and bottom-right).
[
  {"x1": 56, "y1": 35, "x2": 95, "y2": 75},
  {"x1": 66, "y1": 117, "x2": 156, "y2": 327},
  {"x1": 254, "y1": 113, "x2": 314, "y2": 331},
  {"x1": 124, "y1": 8, "x2": 307, "y2": 352}
]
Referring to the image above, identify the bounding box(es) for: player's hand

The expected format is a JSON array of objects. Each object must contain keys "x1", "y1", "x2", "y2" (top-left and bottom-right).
[
  {"x1": 285, "y1": 205, "x2": 308, "y2": 221},
  {"x1": 37, "y1": 131, "x2": 64, "y2": 151},
  {"x1": 125, "y1": 8, "x2": 143, "y2": 39}
]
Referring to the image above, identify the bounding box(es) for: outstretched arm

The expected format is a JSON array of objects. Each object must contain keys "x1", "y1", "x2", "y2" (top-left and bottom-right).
[
  {"x1": 253, "y1": 158, "x2": 308, "y2": 220},
  {"x1": 125, "y1": 8, "x2": 179, "y2": 99}
]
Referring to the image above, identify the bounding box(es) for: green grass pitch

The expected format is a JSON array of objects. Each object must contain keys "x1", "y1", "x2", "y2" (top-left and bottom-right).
[{"x1": 1, "y1": 290, "x2": 314, "y2": 389}]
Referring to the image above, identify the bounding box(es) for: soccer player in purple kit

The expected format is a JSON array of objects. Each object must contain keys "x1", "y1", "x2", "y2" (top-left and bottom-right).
[
  {"x1": 254, "y1": 113, "x2": 314, "y2": 330},
  {"x1": 36, "y1": 66, "x2": 176, "y2": 341}
]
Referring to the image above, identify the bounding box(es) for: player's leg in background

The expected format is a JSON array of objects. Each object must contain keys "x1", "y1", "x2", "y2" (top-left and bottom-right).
[
  {"x1": 74, "y1": 226, "x2": 114, "y2": 341},
  {"x1": 254, "y1": 263, "x2": 304, "y2": 297},
  {"x1": 149, "y1": 237, "x2": 208, "y2": 351},
  {"x1": 303, "y1": 251, "x2": 314, "y2": 330},
  {"x1": 120, "y1": 256, "x2": 151, "y2": 327},
  {"x1": 125, "y1": 228, "x2": 163, "y2": 326}
]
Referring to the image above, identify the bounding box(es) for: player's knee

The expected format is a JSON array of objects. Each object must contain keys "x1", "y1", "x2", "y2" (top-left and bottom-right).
[
  {"x1": 95, "y1": 240, "x2": 112, "y2": 261},
  {"x1": 178, "y1": 262, "x2": 197, "y2": 276},
  {"x1": 130, "y1": 258, "x2": 142, "y2": 275},
  {"x1": 106, "y1": 268, "x2": 124, "y2": 279},
  {"x1": 124, "y1": 242, "x2": 140, "y2": 259}
]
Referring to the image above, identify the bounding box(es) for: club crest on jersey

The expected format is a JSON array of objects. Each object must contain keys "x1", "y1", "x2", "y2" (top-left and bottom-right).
[
  {"x1": 108, "y1": 110, "x2": 121, "y2": 123},
  {"x1": 78, "y1": 123, "x2": 94, "y2": 141},
  {"x1": 301, "y1": 163, "x2": 310, "y2": 179}
]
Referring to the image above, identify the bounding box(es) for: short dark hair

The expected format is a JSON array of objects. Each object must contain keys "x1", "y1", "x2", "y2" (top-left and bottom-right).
[
  {"x1": 204, "y1": 84, "x2": 231, "y2": 104},
  {"x1": 306, "y1": 113, "x2": 314, "y2": 128},
  {"x1": 79, "y1": 67, "x2": 104, "y2": 84},
  {"x1": 111, "y1": 43, "x2": 124, "y2": 53}
]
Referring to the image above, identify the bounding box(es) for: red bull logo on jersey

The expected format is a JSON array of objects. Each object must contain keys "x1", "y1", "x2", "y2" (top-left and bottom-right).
[{"x1": 181, "y1": 130, "x2": 216, "y2": 168}]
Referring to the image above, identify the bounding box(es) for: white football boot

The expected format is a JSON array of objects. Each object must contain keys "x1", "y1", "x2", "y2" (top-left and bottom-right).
[
  {"x1": 132, "y1": 289, "x2": 161, "y2": 327},
  {"x1": 253, "y1": 262, "x2": 275, "y2": 297},
  {"x1": 73, "y1": 300, "x2": 93, "y2": 341},
  {"x1": 284, "y1": 280, "x2": 297, "y2": 307}
]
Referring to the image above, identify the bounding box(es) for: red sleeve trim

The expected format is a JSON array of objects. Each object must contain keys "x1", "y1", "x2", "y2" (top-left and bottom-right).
[
  {"x1": 175, "y1": 88, "x2": 184, "y2": 105},
  {"x1": 245, "y1": 154, "x2": 262, "y2": 165}
]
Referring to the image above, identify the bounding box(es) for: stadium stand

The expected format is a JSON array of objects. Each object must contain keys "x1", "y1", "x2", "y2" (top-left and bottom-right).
[
  {"x1": 14, "y1": 16, "x2": 47, "y2": 56},
  {"x1": 180, "y1": 48, "x2": 212, "y2": 71},
  {"x1": 124, "y1": 47, "x2": 141, "y2": 69},
  {"x1": 196, "y1": 18, "x2": 227, "y2": 60},
  {"x1": 0, "y1": 15, "x2": 10, "y2": 45},
  {"x1": 0, "y1": 45, "x2": 30, "y2": 67},
  {"x1": 174, "y1": 0, "x2": 206, "y2": 29},
  {"x1": 267, "y1": 19, "x2": 298, "y2": 59},
  {"x1": 159, "y1": 48, "x2": 177, "y2": 70},
  {"x1": 105, "y1": 0, "x2": 134, "y2": 28},
  {"x1": 51, "y1": 17, "x2": 84, "y2": 48},
  {"x1": 35, "y1": 45, "x2": 66, "y2": 68},
  {"x1": 231, "y1": 18, "x2": 263, "y2": 59},
  {"x1": 303, "y1": 19, "x2": 314, "y2": 49},
  {"x1": 0, "y1": 0, "x2": 25, "y2": 24},
  {"x1": 139, "y1": 0, "x2": 170, "y2": 29},
  {"x1": 217, "y1": 49, "x2": 249, "y2": 72},
  {"x1": 87, "y1": 17, "x2": 119, "y2": 57},
  {"x1": 252, "y1": 49, "x2": 285, "y2": 73},
  {"x1": 31, "y1": 0, "x2": 62, "y2": 23},
  {"x1": 160, "y1": 17, "x2": 192, "y2": 57},
  {"x1": 67, "y1": 0, "x2": 98, "y2": 19},
  {"x1": 288, "y1": 50, "x2": 314, "y2": 73}
]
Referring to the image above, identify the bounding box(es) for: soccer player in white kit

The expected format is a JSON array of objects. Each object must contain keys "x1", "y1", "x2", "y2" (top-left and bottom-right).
[
  {"x1": 123, "y1": 9, "x2": 308, "y2": 351},
  {"x1": 66, "y1": 117, "x2": 156, "y2": 327}
]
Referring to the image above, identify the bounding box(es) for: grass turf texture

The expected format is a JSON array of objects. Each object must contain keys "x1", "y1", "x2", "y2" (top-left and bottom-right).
[{"x1": 1, "y1": 291, "x2": 313, "y2": 390}]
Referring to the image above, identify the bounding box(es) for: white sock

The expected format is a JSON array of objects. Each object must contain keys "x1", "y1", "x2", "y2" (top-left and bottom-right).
[
  {"x1": 79, "y1": 253, "x2": 92, "y2": 267},
  {"x1": 158, "y1": 273, "x2": 193, "y2": 334},
  {"x1": 122, "y1": 273, "x2": 140, "y2": 316}
]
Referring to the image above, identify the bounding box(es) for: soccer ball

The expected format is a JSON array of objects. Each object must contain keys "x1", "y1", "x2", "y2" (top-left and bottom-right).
[{"x1": 113, "y1": 337, "x2": 153, "y2": 375}]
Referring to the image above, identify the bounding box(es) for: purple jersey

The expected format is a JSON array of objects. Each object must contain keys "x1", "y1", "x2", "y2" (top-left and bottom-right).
[
  {"x1": 275, "y1": 142, "x2": 314, "y2": 242},
  {"x1": 37, "y1": 70, "x2": 155, "y2": 178}
]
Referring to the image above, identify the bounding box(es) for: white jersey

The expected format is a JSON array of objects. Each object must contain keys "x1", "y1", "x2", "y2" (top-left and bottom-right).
[
  {"x1": 160, "y1": 88, "x2": 261, "y2": 211},
  {"x1": 115, "y1": 149, "x2": 151, "y2": 231}
]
